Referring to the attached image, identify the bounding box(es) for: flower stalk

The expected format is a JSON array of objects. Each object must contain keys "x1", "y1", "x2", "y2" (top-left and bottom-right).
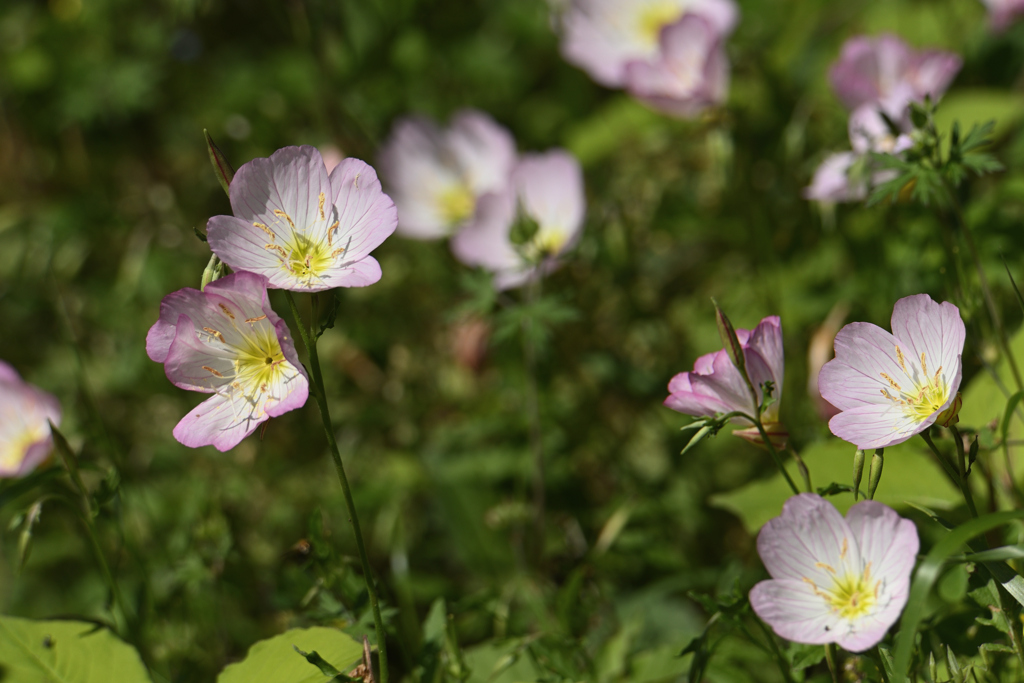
[{"x1": 285, "y1": 291, "x2": 389, "y2": 683}]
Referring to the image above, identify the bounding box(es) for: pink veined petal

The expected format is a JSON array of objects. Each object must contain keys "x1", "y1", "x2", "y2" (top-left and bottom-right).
[
  {"x1": 206, "y1": 215, "x2": 291, "y2": 287},
  {"x1": 907, "y1": 51, "x2": 962, "y2": 102},
  {"x1": 560, "y1": 0, "x2": 641, "y2": 88},
  {"x1": 745, "y1": 315, "x2": 785, "y2": 417},
  {"x1": 172, "y1": 392, "x2": 265, "y2": 452},
  {"x1": 513, "y1": 150, "x2": 586, "y2": 252},
  {"x1": 829, "y1": 34, "x2": 913, "y2": 111},
  {"x1": 845, "y1": 500, "x2": 919, "y2": 591},
  {"x1": 818, "y1": 322, "x2": 912, "y2": 411},
  {"x1": 163, "y1": 316, "x2": 236, "y2": 394},
  {"x1": 316, "y1": 256, "x2": 383, "y2": 288},
  {"x1": 827, "y1": 401, "x2": 933, "y2": 450},
  {"x1": 756, "y1": 493, "x2": 861, "y2": 586},
  {"x1": 688, "y1": 349, "x2": 756, "y2": 415},
  {"x1": 750, "y1": 579, "x2": 841, "y2": 645},
  {"x1": 889, "y1": 294, "x2": 965, "y2": 390},
  {"x1": 447, "y1": 109, "x2": 517, "y2": 196},
  {"x1": 327, "y1": 157, "x2": 398, "y2": 264},
  {"x1": 450, "y1": 191, "x2": 519, "y2": 272},
  {"x1": 664, "y1": 385, "x2": 734, "y2": 417},
  {"x1": 227, "y1": 145, "x2": 333, "y2": 243},
  {"x1": 803, "y1": 152, "x2": 867, "y2": 202},
  {"x1": 688, "y1": 0, "x2": 740, "y2": 35},
  {"x1": 0, "y1": 361, "x2": 21, "y2": 384}
]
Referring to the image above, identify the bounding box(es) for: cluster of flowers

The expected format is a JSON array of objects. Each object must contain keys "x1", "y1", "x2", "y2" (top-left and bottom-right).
[
  {"x1": 556, "y1": 0, "x2": 738, "y2": 117},
  {"x1": 379, "y1": 110, "x2": 586, "y2": 290},
  {"x1": 665, "y1": 293, "x2": 964, "y2": 649},
  {"x1": 804, "y1": 34, "x2": 962, "y2": 203}
]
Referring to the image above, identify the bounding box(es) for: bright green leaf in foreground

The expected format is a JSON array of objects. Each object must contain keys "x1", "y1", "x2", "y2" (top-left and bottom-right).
[
  {"x1": 216, "y1": 627, "x2": 363, "y2": 683},
  {"x1": 0, "y1": 616, "x2": 150, "y2": 683}
]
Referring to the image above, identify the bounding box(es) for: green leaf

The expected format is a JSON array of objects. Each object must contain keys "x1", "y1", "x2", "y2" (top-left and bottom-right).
[
  {"x1": 0, "y1": 615, "x2": 150, "y2": 682},
  {"x1": 217, "y1": 627, "x2": 363, "y2": 683},
  {"x1": 934, "y1": 90, "x2": 1024, "y2": 142},
  {"x1": 892, "y1": 510, "x2": 1024, "y2": 682}
]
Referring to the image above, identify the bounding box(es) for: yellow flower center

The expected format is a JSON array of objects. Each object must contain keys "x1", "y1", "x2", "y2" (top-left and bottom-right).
[
  {"x1": 232, "y1": 328, "x2": 289, "y2": 415},
  {"x1": 1, "y1": 424, "x2": 47, "y2": 471},
  {"x1": 637, "y1": 1, "x2": 684, "y2": 47},
  {"x1": 879, "y1": 346, "x2": 951, "y2": 423},
  {"x1": 827, "y1": 570, "x2": 879, "y2": 620},
  {"x1": 438, "y1": 184, "x2": 475, "y2": 226}
]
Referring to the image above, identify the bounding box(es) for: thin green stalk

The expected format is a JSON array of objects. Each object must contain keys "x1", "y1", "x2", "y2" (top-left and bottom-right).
[
  {"x1": 738, "y1": 412, "x2": 800, "y2": 495},
  {"x1": 750, "y1": 617, "x2": 798, "y2": 683},
  {"x1": 920, "y1": 429, "x2": 977, "y2": 518},
  {"x1": 285, "y1": 291, "x2": 389, "y2": 683},
  {"x1": 949, "y1": 426, "x2": 980, "y2": 518},
  {"x1": 522, "y1": 275, "x2": 545, "y2": 564}
]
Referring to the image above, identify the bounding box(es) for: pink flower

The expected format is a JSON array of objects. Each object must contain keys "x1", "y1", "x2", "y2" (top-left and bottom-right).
[
  {"x1": 803, "y1": 153, "x2": 868, "y2": 203},
  {"x1": 750, "y1": 494, "x2": 918, "y2": 652},
  {"x1": 0, "y1": 362, "x2": 61, "y2": 477},
  {"x1": 829, "y1": 34, "x2": 961, "y2": 120},
  {"x1": 664, "y1": 316, "x2": 785, "y2": 440},
  {"x1": 378, "y1": 110, "x2": 517, "y2": 240},
  {"x1": 450, "y1": 149, "x2": 585, "y2": 290},
  {"x1": 818, "y1": 294, "x2": 965, "y2": 450},
  {"x1": 982, "y1": 0, "x2": 1024, "y2": 31},
  {"x1": 207, "y1": 146, "x2": 397, "y2": 292},
  {"x1": 146, "y1": 272, "x2": 309, "y2": 452},
  {"x1": 560, "y1": 0, "x2": 738, "y2": 88},
  {"x1": 623, "y1": 14, "x2": 729, "y2": 117}
]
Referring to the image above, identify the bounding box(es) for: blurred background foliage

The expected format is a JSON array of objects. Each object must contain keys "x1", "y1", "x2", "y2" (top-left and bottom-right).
[{"x1": 6, "y1": 0, "x2": 1024, "y2": 680}]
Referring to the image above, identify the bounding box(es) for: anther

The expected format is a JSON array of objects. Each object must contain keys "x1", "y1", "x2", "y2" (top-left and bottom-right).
[
  {"x1": 254, "y1": 222, "x2": 275, "y2": 240},
  {"x1": 327, "y1": 221, "x2": 340, "y2": 246},
  {"x1": 202, "y1": 366, "x2": 224, "y2": 378},
  {"x1": 264, "y1": 244, "x2": 289, "y2": 259},
  {"x1": 920, "y1": 352, "x2": 928, "y2": 378},
  {"x1": 245, "y1": 315, "x2": 267, "y2": 323},
  {"x1": 895, "y1": 345, "x2": 907, "y2": 373},
  {"x1": 202, "y1": 327, "x2": 225, "y2": 343},
  {"x1": 318, "y1": 192, "x2": 326, "y2": 221},
  {"x1": 218, "y1": 304, "x2": 236, "y2": 319},
  {"x1": 880, "y1": 372, "x2": 902, "y2": 392},
  {"x1": 273, "y1": 209, "x2": 296, "y2": 230}
]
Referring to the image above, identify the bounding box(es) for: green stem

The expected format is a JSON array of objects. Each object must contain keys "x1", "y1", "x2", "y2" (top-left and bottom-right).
[
  {"x1": 522, "y1": 275, "x2": 545, "y2": 564},
  {"x1": 285, "y1": 291, "x2": 389, "y2": 683},
  {"x1": 920, "y1": 430, "x2": 977, "y2": 518},
  {"x1": 750, "y1": 617, "x2": 797, "y2": 683},
  {"x1": 739, "y1": 413, "x2": 800, "y2": 495},
  {"x1": 949, "y1": 426, "x2": 979, "y2": 519}
]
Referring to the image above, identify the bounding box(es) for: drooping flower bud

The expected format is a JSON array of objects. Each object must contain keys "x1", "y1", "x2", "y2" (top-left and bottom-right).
[
  {"x1": 852, "y1": 449, "x2": 865, "y2": 501},
  {"x1": 868, "y1": 448, "x2": 884, "y2": 500}
]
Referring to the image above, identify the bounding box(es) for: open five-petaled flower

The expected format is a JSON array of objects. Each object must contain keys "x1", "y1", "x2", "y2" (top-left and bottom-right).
[
  {"x1": 818, "y1": 293, "x2": 965, "y2": 450},
  {"x1": 750, "y1": 494, "x2": 918, "y2": 652},
  {"x1": 207, "y1": 145, "x2": 397, "y2": 292},
  {"x1": 0, "y1": 361, "x2": 61, "y2": 477},
  {"x1": 146, "y1": 272, "x2": 309, "y2": 452}
]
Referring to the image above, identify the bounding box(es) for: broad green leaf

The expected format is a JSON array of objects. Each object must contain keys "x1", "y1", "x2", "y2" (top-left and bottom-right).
[
  {"x1": 463, "y1": 640, "x2": 542, "y2": 683},
  {"x1": 935, "y1": 89, "x2": 1024, "y2": 141},
  {"x1": 217, "y1": 627, "x2": 363, "y2": 683},
  {"x1": 564, "y1": 96, "x2": 669, "y2": 166},
  {"x1": 709, "y1": 438, "x2": 960, "y2": 532},
  {"x1": 0, "y1": 616, "x2": 150, "y2": 683}
]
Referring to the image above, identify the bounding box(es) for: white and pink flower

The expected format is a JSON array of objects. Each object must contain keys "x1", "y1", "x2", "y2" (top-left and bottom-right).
[
  {"x1": 146, "y1": 271, "x2": 309, "y2": 452},
  {"x1": 0, "y1": 362, "x2": 61, "y2": 477},
  {"x1": 451, "y1": 149, "x2": 585, "y2": 290},
  {"x1": 981, "y1": 0, "x2": 1024, "y2": 32},
  {"x1": 559, "y1": 0, "x2": 737, "y2": 116},
  {"x1": 378, "y1": 110, "x2": 517, "y2": 240},
  {"x1": 750, "y1": 494, "x2": 919, "y2": 652},
  {"x1": 207, "y1": 145, "x2": 397, "y2": 292},
  {"x1": 818, "y1": 294, "x2": 965, "y2": 450}
]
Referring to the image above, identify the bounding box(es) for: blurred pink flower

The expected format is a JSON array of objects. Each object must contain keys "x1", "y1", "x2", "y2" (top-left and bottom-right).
[
  {"x1": 750, "y1": 494, "x2": 918, "y2": 652},
  {"x1": 829, "y1": 34, "x2": 961, "y2": 120},
  {"x1": 818, "y1": 293, "x2": 965, "y2": 450},
  {"x1": 848, "y1": 105, "x2": 913, "y2": 155},
  {"x1": 378, "y1": 110, "x2": 517, "y2": 239},
  {"x1": 0, "y1": 362, "x2": 61, "y2": 477},
  {"x1": 207, "y1": 145, "x2": 397, "y2": 292},
  {"x1": 560, "y1": 0, "x2": 737, "y2": 88},
  {"x1": 982, "y1": 0, "x2": 1024, "y2": 31},
  {"x1": 803, "y1": 153, "x2": 867, "y2": 203},
  {"x1": 664, "y1": 316, "x2": 785, "y2": 441},
  {"x1": 623, "y1": 14, "x2": 729, "y2": 117},
  {"x1": 450, "y1": 149, "x2": 585, "y2": 290},
  {"x1": 146, "y1": 272, "x2": 309, "y2": 452}
]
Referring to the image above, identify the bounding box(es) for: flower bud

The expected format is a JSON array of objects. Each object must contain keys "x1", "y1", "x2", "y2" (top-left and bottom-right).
[
  {"x1": 713, "y1": 299, "x2": 747, "y2": 378},
  {"x1": 733, "y1": 421, "x2": 789, "y2": 450},
  {"x1": 868, "y1": 448, "x2": 884, "y2": 500},
  {"x1": 200, "y1": 253, "x2": 226, "y2": 291},
  {"x1": 852, "y1": 449, "x2": 865, "y2": 501},
  {"x1": 204, "y1": 129, "x2": 235, "y2": 197},
  {"x1": 937, "y1": 392, "x2": 962, "y2": 427}
]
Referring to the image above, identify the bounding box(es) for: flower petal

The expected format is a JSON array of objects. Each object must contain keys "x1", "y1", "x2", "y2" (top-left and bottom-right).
[
  {"x1": 845, "y1": 500, "x2": 919, "y2": 594},
  {"x1": 327, "y1": 157, "x2": 398, "y2": 263},
  {"x1": 889, "y1": 294, "x2": 965, "y2": 391},
  {"x1": 819, "y1": 321, "x2": 911, "y2": 411},
  {"x1": 756, "y1": 493, "x2": 861, "y2": 585},
  {"x1": 827, "y1": 402, "x2": 931, "y2": 450},
  {"x1": 750, "y1": 578, "x2": 841, "y2": 645},
  {"x1": 447, "y1": 109, "x2": 517, "y2": 196}
]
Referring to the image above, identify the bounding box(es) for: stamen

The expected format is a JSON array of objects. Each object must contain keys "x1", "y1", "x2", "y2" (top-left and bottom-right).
[
  {"x1": 880, "y1": 372, "x2": 902, "y2": 391},
  {"x1": 254, "y1": 222, "x2": 275, "y2": 240},
  {"x1": 202, "y1": 366, "x2": 224, "y2": 378},
  {"x1": 203, "y1": 327, "x2": 225, "y2": 343},
  {"x1": 317, "y1": 192, "x2": 326, "y2": 221},
  {"x1": 895, "y1": 345, "x2": 907, "y2": 373},
  {"x1": 840, "y1": 538, "x2": 848, "y2": 560},
  {"x1": 330, "y1": 248, "x2": 346, "y2": 258},
  {"x1": 265, "y1": 244, "x2": 289, "y2": 259},
  {"x1": 327, "y1": 221, "x2": 340, "y2": 246},
  {"x1": 920, "y1": 352, "x2": 928, "y2": 378},
  {"x1": 934, "y1": 367, "x2": 942, "y2": 385},
  {"x1": 353, "y1": 173, "x2": 360, "y2": 188},
  {"x1": 815, "y1": 562, "x2": 837, "y2": 574},
  {"x1": 273, "y1": 209, "x2": 296, "y2": 230},
  {"x1": 245, "y1": 315, "x2": 267, "y2": 323},
  {"x1": 218, "y1": 304, "x2": 236, "y2": 320}
]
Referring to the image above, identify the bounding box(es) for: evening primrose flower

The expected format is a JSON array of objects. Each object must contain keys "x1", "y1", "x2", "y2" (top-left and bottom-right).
[
  {"x1": 207, "y1": 146, "x2": 397, "y2": 292},
  {"x1": 750, "y1": 494, "x2": 918, "y2": 652},
  {"x1": 378, "y1": 110, "x2": 517, "y2": 239},
  {"x1": 0, "y1": 362, "x2": 61, "y2": 477},
  {"x1": 664, "y1": 316, "x2": 786, "y2": 445},
  {"x1": 818, "y1": 293, "x2": 965, "y2": 450},
  {"x1": 560, "y1": 0, "x2": 738, "y2": 88},
  {"x1": 829, "y1": 34, "x2": 961, "y2": 120},
  {"x1": 623, "y1": 14, "x2": 729, "y2": 117},
  {"x1": 803, "y1": 153, "x2": 867, "y2": 203},
  {"x1": 450, "y1": 149, "x2": 585, "y2": 290},
  {"x1": 981, "y1": 0, "x2": 1024, "y2": 32},
  {"x1": 146, "y1": 272, "x2": 309, "y2": 452}
]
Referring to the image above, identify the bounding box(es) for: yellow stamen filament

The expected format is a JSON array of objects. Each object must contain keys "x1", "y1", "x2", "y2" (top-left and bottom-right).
[
  {"x1": 203, "y1": 327, "x2": 225, "y2": 343},
  {"x1": 879, "y1": 350, "x2": 951, "y2": 424},
  {"x1": 254, "y1": 222, "x2": 275, "y2": 240}
]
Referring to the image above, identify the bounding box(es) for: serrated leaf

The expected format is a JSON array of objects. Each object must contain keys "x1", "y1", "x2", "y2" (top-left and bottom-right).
[
  {"x1": 0, "y1": 616, "x2": 151, "y2": 683},
  {"x1": 217, "y1": 627, "x2": 363, "y2": 683}
]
